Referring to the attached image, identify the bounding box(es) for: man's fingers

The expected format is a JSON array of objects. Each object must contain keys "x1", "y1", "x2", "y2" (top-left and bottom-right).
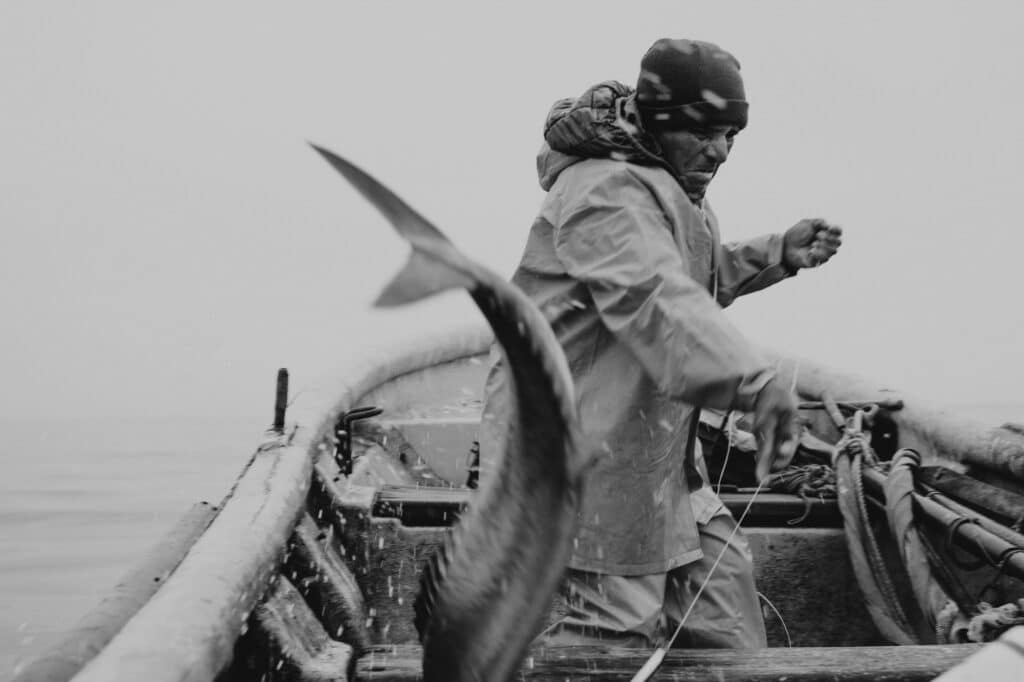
[
  {"x1": 809, "y1": 228, "x2": 841, "y2": 265},
  {"x1": 817, "y1": 232, "x2": 842, "y2": 248},
  {"x1": 755, "y1": 419, "x2": 777, "y2": 483},
  {"x1": 772, "y1": 415, "x2": 800, "y2": 472}
]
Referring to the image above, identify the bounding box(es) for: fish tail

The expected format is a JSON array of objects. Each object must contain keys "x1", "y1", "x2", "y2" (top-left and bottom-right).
[
  {"x1": 374, "y1": 249, "x2": 474, "y2": 307},
  {"x1": 309, "y1": 143, "x2": 475, "y2": 306}
]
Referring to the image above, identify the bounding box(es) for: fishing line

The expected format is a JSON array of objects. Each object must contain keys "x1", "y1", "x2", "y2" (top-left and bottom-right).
[
  {"x1": 630, "y1": 477, "x2": 768, "y2": 682},
  {"x1": 714, "y1": 411, "x2": 734, "y2": 495},
  {"x1": 757, "y1": 591, "x2": 792, "y2": 648}
]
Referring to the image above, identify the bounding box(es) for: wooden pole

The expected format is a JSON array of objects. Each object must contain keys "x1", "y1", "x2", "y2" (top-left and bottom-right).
[{"x1": 273, "y1": 368, "x2": 289, "y2": 434}]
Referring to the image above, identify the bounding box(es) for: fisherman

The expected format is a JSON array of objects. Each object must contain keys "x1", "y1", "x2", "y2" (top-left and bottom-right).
[{"x1": 479, "y1": 37, "x2": 842, "y2": 649}]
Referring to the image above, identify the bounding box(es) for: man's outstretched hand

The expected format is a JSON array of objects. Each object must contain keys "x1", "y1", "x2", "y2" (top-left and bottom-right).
[
  {"x1": 784, "y1": 218, "x2": 842, "y2": 270},
  {"x1": 752, "y1": 379, "x2": 800, "y2": 483}
]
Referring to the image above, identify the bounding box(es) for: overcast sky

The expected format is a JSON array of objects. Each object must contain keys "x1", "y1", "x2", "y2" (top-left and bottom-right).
[{"x1": 2, "y1": 1, "x2": 1022, "y2": 421}]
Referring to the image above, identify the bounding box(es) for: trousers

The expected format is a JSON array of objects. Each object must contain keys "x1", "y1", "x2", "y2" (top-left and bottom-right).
[{"x1": 539, "y1": 490, "x2": 767, "y2": 649}]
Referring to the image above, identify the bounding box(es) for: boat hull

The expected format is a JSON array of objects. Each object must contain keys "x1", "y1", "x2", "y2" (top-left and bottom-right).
[{"x1": 18, "y1": 324, "x2": 1024, "y2": 681}]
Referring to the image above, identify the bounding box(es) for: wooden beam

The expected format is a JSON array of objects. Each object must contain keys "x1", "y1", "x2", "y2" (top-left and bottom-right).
[{"x1": 352, "y1": 643, "x2": 980, "y2": 681}]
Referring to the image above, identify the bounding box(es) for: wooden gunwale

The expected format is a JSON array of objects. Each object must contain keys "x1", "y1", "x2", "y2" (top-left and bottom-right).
[{"x1": 69, "y1": 433, "x2": 312, "y2": 682}]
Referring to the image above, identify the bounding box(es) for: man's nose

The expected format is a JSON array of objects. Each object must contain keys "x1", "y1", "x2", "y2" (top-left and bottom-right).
[{"x1": 705, "y1": 134, "x2": 731, "y2": 163}]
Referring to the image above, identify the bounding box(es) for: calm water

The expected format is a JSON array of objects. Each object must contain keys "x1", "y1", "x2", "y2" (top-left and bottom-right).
[
  {"x1": 2, "y1": 404, "x2": 1022, "y2": 679},
  {"x1": 0, "y1": 416, "x2": 268, "y2": 680}
]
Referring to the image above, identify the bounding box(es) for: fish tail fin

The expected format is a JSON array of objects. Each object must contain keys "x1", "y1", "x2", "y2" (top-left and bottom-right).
[
  {"x1": 375, "y1": 249, "x2": 474, "y2": 307},
  {"x1": 309, "y1": 142, "x2": 474, "y2": 306}
]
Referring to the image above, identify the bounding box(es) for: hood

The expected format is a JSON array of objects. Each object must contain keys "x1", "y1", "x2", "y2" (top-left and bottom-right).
[{"x1": 536, "y1": 80, "x2": 673, "y2": 191}]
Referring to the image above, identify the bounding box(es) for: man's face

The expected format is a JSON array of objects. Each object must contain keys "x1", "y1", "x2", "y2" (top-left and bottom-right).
[{"x1": 653, "y1": 124, "x2": 739, "y2": 202}]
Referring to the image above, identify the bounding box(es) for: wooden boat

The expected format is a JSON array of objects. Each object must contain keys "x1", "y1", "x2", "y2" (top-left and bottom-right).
[{"x1": 13, "y1": 323, "x2": 1024, "y2": 682}]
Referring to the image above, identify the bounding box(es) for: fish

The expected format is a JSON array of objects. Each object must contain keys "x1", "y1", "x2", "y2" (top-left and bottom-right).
[{"x1": 310, "y1": 143, "x2": 591, "y2": 681}]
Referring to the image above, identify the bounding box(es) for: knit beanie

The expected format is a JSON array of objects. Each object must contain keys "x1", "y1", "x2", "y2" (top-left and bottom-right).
[{"x1": 635, "y1": 38, "x2": 749, "y2": 131}]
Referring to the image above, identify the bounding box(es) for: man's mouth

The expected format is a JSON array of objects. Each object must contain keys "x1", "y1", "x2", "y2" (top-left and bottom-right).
[{"x1": 684, "y1": 170, "x2": 715, "y2": 184}]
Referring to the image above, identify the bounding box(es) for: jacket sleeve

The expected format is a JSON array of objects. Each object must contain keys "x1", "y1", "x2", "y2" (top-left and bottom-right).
[
  {"x1": 552, "y1": 169, "x2": 774, "y2": 412},
  {"x1": 715, "y1": 233, "x2": 795, "y2": 308}
]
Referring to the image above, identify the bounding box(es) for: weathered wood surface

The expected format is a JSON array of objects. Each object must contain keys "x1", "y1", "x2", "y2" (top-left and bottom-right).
[
  {"x1": 71, "y1": 435, "x2": 312, "y2": 682},
  {"x1": 228, "y1": 576, "x2": 353, "y2": 682},
  {"x1": 747, "y1": 529, "x2": 881, "y2": 647},
  {"x1": 372, "y1": 485, "x2": 841, "y2": 528},
  {"x1": 12, "y1": 502, "x2": 219, "y2": 682},
  {"x1": 353, "y1": 643, "x2": 981, "y2": 681},
  {"x1": 286, "y1": 514, "x2": 371, "y2": 649}
]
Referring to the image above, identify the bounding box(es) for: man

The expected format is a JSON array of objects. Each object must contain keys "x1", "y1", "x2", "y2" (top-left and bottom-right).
[{"x1": 479, "y1": 38, "x2": 842, "y2": 649}]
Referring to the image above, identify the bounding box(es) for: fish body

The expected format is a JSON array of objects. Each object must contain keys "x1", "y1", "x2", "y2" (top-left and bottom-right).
[{"x1": 311, "y1": 144, "x2": 590, "y2": 681}]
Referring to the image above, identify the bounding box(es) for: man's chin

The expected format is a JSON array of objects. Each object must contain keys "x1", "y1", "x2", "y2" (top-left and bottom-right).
[
  {"x1": 680, "y1": 173, "x2": 713, "y2": 202},
  {"x1": 681, "y1": 181, "x2": 709, "y2": 202}
]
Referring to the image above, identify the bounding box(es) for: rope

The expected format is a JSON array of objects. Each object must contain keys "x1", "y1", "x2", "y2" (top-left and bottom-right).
[
  {"x1": 938, "y1": 598, "x2": 1024, "y2": 643},
  {"x1": 763, "y1": 463, "x2": 836, "y2": 525},
  {"x1": 630, "y1": 479, "x2": 767, "y2": 682},
  {"x1": 714, "y1": 411, "x2": 735, "y2": 495},
  {"x1": 833, "y1": 429, "x2": 917, "y2": 643}
]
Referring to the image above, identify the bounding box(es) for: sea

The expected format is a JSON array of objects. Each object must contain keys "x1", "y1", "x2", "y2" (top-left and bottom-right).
[
  {"x1": 2, "y1": 404, "x2": 1023, "y2": 679},
  {"x1": 0, "y1": 415, "x2": 268, "y2": 680}
]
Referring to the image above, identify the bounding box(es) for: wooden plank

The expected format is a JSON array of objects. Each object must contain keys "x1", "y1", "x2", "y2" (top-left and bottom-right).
[
  {"x1": 372, "y1": 485, "x2": 840, "y2": 528},
  {"x1": 12, "y1": 502, "x2": 219, "y2": 682},
  {"x1": 286, "y1": 514, "x2": 371, "y2": 649},
  {"x1": 230, "y1": 576, "x2": 353, "y2": 681},
  {"x1": 353, "y1": 643, "x2": 981, "y2": 681},
  {"x1": 71, "y1": 434, "x2": 312, "y2": 682}
]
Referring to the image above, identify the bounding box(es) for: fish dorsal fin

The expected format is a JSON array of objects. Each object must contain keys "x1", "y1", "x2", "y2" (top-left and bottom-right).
[{"x1": 413, "y1": 539, "x2": 450, "y2": 641}]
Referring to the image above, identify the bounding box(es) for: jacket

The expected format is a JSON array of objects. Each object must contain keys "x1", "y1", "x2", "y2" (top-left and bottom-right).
[{"x1": 479, "y1": 81, "x2": 793, "y2": 575}]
